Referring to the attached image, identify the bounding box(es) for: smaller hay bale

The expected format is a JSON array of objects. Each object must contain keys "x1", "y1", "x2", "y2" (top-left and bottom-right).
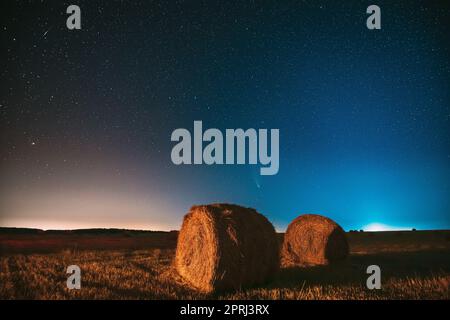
[
  {"x1": 281, "y1": 214, "x2": 349, "y2": 267},
  {"x1": 175, "y1": 203, "x2": 279, "y2": 293}
]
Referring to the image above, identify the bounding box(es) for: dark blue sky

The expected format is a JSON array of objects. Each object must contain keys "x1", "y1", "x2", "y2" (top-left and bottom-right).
[{"x1": 1, "y1": 1, "x2": 449, "y2": 231}]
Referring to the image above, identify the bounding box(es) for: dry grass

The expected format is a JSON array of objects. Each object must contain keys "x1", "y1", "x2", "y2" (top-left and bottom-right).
[
  {"x1": 0, "y1": 230, "x2": 449, "y2": 299},
  {"x1": 0, "y1": 249, "x2": 203, "y2": 299}
]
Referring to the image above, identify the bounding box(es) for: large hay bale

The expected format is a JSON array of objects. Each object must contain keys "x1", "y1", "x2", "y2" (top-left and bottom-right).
[
  {"x1": 175, "y1": 203, "x2": 279, "y2": 293},
  {"x1": 281, "y1": 214, "x2": 349, "y2": 267}
]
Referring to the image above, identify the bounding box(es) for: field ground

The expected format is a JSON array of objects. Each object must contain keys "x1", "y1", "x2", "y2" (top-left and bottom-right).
[{"x1": 0, "y1": 228, "x2": 449, "y2": 299}]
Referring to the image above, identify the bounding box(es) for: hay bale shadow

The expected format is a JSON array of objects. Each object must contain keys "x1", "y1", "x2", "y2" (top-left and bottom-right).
[{"x1": 268, "y1": 249, "x2": 450, "y2": 290}]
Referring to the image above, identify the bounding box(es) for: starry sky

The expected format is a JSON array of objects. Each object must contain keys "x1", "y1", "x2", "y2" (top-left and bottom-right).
[{"x1": 1, "y1": 1, "x2": 449, "y2": 231}]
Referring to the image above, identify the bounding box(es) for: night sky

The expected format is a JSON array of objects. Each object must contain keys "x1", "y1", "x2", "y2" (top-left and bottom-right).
[{"x1": 1, "y1": 1, "x2": 449, "y2": 231}]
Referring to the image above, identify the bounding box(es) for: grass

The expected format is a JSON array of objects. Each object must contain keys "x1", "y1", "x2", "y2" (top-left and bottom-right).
[{"x1": 0, "y1": 230, "x2": 449, "y2": 299}]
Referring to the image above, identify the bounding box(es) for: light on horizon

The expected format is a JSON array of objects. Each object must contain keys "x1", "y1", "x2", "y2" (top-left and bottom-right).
[{"x1": 362, "y1": 222, "x2": 413, "y2": 232}]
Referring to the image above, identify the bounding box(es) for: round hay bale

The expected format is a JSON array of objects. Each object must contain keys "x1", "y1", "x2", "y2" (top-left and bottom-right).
[
  {"x1": 175, "y1": 203, "x2": 279, "y2": 293},
  {"x1": 281, "y1": 214, "x2": 349, "y2": 267}
]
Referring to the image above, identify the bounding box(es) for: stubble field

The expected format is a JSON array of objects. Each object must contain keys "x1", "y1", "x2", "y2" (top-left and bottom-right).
[{"x1": 0, "y1": 229, "x2": 449, "y2": 299}]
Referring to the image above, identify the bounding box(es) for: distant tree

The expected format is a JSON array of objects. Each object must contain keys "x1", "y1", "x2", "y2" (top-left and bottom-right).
[
  {"x1": 359, "y1": 229, "x2": 364, "y2": 232},
  {"x1": 412, "y1": 228, "x2": 417, "y2": 231}
]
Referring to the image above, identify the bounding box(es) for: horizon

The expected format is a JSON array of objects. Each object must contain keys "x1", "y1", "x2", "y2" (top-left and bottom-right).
[{"x1": 1, "y1": 220, "x2": 448, "y2": 233}]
